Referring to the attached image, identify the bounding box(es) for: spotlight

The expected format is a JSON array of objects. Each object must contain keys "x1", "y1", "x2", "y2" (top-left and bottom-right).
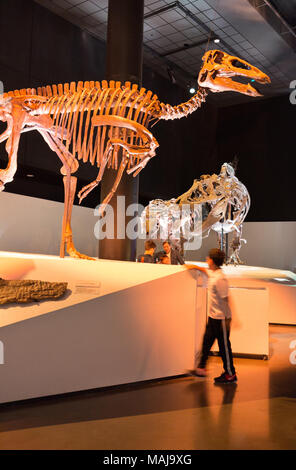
[
  {"x1": 26, "y1": 174, "x2": 34, "y2": 178},
  {"x1": 214, "y1": 38, "x2": 220, "y2": 44},
  {"x1": 189, "y1": 87, "x2": 196, "y2": 94}
]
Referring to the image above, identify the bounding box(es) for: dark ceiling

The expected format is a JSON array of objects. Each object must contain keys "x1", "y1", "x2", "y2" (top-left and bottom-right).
[
  {"x1": 34, "y1": 0, "x2": 296, "y2": 105},
  {"x1": 270, "y1": 0, "x2": 296, "y2": 28}
]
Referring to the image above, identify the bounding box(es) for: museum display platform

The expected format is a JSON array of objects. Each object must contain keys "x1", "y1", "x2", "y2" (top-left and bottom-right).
[
  {"x1": 0, "y1": 251, "x2": 294, "y2": 404},
  {"x1": 0, "y1": 251, "x2": 199, "y2": 404},
  {"x1": 191, "y1": 262, "x2": 296, "y2": 326}
]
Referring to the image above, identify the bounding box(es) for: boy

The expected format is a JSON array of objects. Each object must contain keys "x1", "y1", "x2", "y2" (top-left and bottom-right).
[
  {"x1": 137, "y1": 240, "x2": 156, "y2": 263},
  {"x1": 187, "y1": 249, "x2": 237, "y2": 384}
]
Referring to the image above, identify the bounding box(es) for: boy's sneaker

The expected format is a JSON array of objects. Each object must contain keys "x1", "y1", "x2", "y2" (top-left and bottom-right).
[
  {"x1": 187, "y1": 368, "x2": 207, "y2": 377},
  {"x1": 214, "y1": 372, "x2": 237, "y2": 384}
]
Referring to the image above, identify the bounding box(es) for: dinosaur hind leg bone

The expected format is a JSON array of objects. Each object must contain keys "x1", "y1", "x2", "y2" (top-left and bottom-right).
[
  {"x1": 38, "y1": 129, "x2": 93, "y2": 260},
  {"x1": 61, "y1": 174, "x2": 94, "y2": 260},
  {"x1": 0, "y1": 110, "x2": 26, "y2": 191}
]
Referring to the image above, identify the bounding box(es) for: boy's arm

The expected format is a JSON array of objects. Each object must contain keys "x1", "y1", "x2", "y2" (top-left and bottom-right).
[{"x1": 185, "y1": 264, "x2": 208, "y2": 276}]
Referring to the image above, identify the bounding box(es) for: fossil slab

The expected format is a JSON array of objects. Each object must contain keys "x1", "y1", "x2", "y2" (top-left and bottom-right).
[{"x1": 0, "y1": 279, "x2": 68, "y2": 305}]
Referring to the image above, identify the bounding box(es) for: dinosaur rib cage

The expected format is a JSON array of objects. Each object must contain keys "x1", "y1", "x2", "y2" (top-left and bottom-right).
[
  {"x1": 3, "y1": 80, "x2": 207, "y2": 171},
  {"x1": 4, "y1": 80, "x2": 161, "y2": 171}
]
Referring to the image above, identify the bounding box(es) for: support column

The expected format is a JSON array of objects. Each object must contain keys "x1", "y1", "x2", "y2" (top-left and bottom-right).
[{"x1": 99, "y1": 0, "x2": 144, "y2": 261}]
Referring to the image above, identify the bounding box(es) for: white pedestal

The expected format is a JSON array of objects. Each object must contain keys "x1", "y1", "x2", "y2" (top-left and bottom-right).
[
  {"x1": 0, "y1": 253, "x2": 286, "y2": 404},
  {"x1": 212, "y1": 287, "x2": 269, "y2": 357},
  {"x1": 0, "y1": 252, "x2": 198, "y2": 404},
  {"x1": 189, "y1": 262, "x2": 296, "y2": 326}
]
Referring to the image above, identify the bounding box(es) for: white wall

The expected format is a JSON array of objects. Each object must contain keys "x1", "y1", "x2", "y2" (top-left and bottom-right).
[
  {"x1": 137, "y1": 222, "x2": 296, "y2": 272},
  {"x1": 0, "y1": 192, "x2": 98, "y2": 258},
  {"x1": 183, "y1": 222, "x2": 296, "y2": 272},
  {"x1": 0, "y1": 192, "x2": 295, "y2": 271}
]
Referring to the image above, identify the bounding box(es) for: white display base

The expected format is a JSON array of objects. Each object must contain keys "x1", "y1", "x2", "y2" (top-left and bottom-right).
[
  {"x1": 0, "y1": 252, "x2": 198, "y2": 404},
  {"x1": 189, "y1": 262, "x2": 296, "y2": 326},
  {"x1": 212, "y1": 287, "x2": 269, "y2": 357},
  {"x1": 193, "y1": 274, "x2": 269, "y2": 358},
  {"x1": 0, "y1": 252, "x2": 288, "y2": 404},
  {"x1": 226, "y1": 265, "x2": 296, "y2": 326}
]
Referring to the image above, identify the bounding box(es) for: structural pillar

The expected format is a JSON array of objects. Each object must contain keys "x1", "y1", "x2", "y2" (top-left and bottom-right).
[{"x1": 99, "y1": 0, "x2": 144, "y2": 261}]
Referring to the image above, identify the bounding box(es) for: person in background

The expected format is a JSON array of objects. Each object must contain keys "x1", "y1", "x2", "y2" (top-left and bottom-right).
[
  {"x1": 158, "y1": 240, "x2": 185, "y2": 265},
  {"x1": 137, "y1": 240, "x2": 156, "y2": 263},
  {"x1": 158, "y1": 254, "x2": 170, "y2": 264},
  {"x1": 186, "y1": 248, "x2": 237, "y2": 384}
]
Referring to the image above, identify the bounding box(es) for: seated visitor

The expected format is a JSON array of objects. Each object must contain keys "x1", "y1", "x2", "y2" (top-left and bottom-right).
[
  {"x1": 137, "y1": 240, "x2": 156, "y2": 263},
  {"x1": 158, "y1": 254, "x2": 170, "y2": 264}
]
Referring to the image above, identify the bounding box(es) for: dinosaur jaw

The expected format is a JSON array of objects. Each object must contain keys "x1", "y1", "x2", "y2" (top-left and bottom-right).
[
  {"x1": 198, "y1": 50, "x2": 270, "y2": 97},
  {"x1": 205, "y1": 74, "x2": 263, "y2": 97}
]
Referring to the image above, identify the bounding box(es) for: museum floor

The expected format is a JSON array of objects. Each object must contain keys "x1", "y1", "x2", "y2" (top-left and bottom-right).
[{"x1": 0, "y1": 324, "x2": 295, "y2": 450}]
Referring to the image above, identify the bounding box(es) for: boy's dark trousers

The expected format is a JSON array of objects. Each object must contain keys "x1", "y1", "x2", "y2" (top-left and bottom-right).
[{"x1": 198, "y1": 317, "x2": 236, "y2": 375}]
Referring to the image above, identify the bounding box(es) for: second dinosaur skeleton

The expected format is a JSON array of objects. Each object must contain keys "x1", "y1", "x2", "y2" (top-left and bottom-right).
[
  {"x1": 0, "y1": 50, "x2": 269, "y2": 259},
  {"x1": 141, "y1": 163, "x2": 250, "y2": 264}
]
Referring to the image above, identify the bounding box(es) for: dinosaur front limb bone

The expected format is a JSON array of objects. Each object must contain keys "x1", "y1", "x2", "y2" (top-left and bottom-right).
[
  {"x1": 97, "y1": 155, "x2": 128, "y2": 218},
  {"x1": 77, "y1": 139, "x2": 115, "y2": 204},
  {"x1": 0, "y1": 127, "x2": 11, "y2": 144},
  {"x1": 77, "y1": 115, "x2": 159, "y2": 205},
  {"x1": 77, "y1": 137, "x2": 157, "y2": 203}
]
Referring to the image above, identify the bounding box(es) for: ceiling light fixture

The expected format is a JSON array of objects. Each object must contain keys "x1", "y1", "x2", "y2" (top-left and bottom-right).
[
  {"x1": 214, "y1": 38, "x2": 220, "y2": 44},
  {"x1": 189, "y1": 87, "x2": 196, "y2": 94},
  {"x1": 167, "y1": 66, "x2": 177, "y2": 84}
]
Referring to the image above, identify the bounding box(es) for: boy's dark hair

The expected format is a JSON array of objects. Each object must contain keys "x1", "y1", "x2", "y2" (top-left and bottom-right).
[
  {"x1": 145, "y1": 240, "x2": 156, "y2": 251},
  {"x1": 208, "y1": 248, "x2": 225, "y2": 267},
  {"x1": 163, "y1": 240, "x2": 171, "y2": 246}
]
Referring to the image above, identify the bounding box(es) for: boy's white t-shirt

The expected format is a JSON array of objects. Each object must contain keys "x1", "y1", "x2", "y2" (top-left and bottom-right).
[{"x1": 207, "y1": 268, "x2": 231, "y2": 320}]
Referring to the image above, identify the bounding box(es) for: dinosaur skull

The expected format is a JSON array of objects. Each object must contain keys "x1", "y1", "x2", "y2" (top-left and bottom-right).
[
  {"x1": 220, "y1": 163, "x2": 235, "y2": 178},
  {"x1": 198, "y1": 50, "x2": 270, "y2": 97}
]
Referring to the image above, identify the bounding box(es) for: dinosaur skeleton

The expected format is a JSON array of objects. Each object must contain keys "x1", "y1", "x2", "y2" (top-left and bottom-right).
[
  {"x1": 0, "y1": 50, "x2": 269, "y2": 259},
  {"x1": 141, "y1": 163, "x2": 250, "y2": 265}
]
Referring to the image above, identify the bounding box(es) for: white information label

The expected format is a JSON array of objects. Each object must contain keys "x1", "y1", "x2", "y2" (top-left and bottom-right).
[{"x1": 74, "y1": 281, "x2": 101, "y2": 295}]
